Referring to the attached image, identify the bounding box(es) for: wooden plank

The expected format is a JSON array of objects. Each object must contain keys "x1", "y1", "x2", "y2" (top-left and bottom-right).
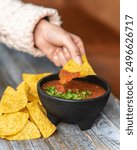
[
  {"x1": 0, "y1": 139, "x2": 53, "y2": 150},
  {"x1": 83, "y1": 95, "x2": 120, "y2": 150},
  {"x1": 85, "y1": 114, "x2": 120, "y2": 150},
  {"x1": 0, "y1": 139, "x2": 52, "y2": 150},
  {"x1": 103, "y1": 94, "x2": 120, "y2": 129},
  {"x1": 0, "y1": 139, "x2": 13, "y2": 150},
  {"x1": 83, "y1": 131, "x2": 110, "y2": 150},
  {"x1": 81, "y1": 95, "x2": 120, "y2": 150},
  {"x1": 46, "y1": 123, "x2": 96, "y2": 150}
]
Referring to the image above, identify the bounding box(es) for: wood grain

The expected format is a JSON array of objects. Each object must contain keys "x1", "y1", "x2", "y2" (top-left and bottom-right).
[{"x1": 0, "y1": 44, "x2": 120, "y2": 150}]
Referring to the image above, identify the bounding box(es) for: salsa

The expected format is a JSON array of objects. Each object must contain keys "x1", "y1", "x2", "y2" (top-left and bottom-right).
[
  {"x1": 41, "y1": 80, "x2": 106, "y2": 100},
  {"x1": 59, "y1": 69, "x2": 80, "y2": 84}
]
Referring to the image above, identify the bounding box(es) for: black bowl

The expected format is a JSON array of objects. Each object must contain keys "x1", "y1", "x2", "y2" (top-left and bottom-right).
[{"x1": 37, "y1": 73, "x2": 111, "y2": 131}]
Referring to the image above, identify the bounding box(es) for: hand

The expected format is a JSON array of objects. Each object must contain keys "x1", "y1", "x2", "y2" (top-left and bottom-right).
[{"x1": 34, "y1": 19, "x2": 85, "y2": 66}]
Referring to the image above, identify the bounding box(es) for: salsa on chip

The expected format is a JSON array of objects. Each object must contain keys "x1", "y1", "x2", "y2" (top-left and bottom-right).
[{"x1": 59, "y1": 55, "x2": 96, "y2": 84}]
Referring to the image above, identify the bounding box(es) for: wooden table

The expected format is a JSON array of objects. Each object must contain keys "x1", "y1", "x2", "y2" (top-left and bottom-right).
[{"x1": 0, "y1": 44, "x2": 120, "y2": 150}]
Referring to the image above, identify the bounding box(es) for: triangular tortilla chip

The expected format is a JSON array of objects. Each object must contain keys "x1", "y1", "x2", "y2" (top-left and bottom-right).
[
  {"x1": 59, "y1": 55, "x2": 96, "y2": 84},
  {"x1": 22, "y1": 73, "x2": 51, "y2": 104},
  {"x1": 63, "y1": 55, "x2": 96, "y2": 76},
  {"x1": 6, "y1": 121, "x2": 41, "y2": 140},
  {"x1": 27, "y1": 101, "x2": 56, "y2": 138},
  {"x1": 0, "y1": 103, "x2": 2, "y2": 116},
  {"x1": 0, "y1": 112, "x2": 28, "y2": 136},
  {"x1": 1, "y1": 82, "x2": 29, "y2": 113}
]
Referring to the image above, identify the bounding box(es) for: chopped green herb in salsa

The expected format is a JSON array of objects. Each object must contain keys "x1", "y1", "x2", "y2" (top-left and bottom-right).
[{"x1": 45, "y1": 86, "x2": 91, "y2": 100}]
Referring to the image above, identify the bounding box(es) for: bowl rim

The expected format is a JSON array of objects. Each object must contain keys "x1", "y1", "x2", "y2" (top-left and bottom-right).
[{"x1": 37, "y1": 73, "x2": 111, "y2": 103}]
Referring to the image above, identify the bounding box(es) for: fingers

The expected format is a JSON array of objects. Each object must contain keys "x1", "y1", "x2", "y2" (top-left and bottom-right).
[
  {"x1": 69, "y1": 33, "x2": 85, "y2": 55},
  {"x1": 36, "y1": 40, "x2": 61, "y2": 66},
  {"x1": 63, "y1": 47, "x2": 71, "y2": 61},
  {"x1": 52, "y1": 55, "x2": 61, "y2": 66},
  {"x1": 36, "y1": 38, "x2": 55, "y2": 60},
  {"x1": 35, "y1": 28, "x2": 85, "y2": 66},
  {"x1": 58, "y1": 51, "x2": 67, "y2": 66},
  {"x1": 52, "y1": 48, "x2": 69, "y2": 67},
  {"x1": 51, "y1": 48, "x2": 60, "y2": 66},
  {"x1": 38, "y1": 40, "x2": 69, "y2": 66},
  {"x1": 63, "y1": 34, "x2": 82, "y2": 65},
  {"x1": 53, "y1": 48, "x2": 69, "y2": 66},
  {"x1": 34, "y1": 19, "x2": 84, "y2": 65}
]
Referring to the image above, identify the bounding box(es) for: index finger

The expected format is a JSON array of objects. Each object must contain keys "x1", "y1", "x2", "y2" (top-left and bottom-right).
[{"x1": 69, "y1": 33, "x2": 85, "y2": 55}]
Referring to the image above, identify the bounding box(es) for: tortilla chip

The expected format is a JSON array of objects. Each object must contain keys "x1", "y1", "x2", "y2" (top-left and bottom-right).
[
  {"x1": 0, "y1": 103, "x2": 2, "y2": 116},
  {"x1": 63, "y1": 55, "x2": 96, "y2": 76},
  {"x1": 27, "y1": 102, "x2": 56, "y2": 138},
  {"x1": 1, "y1": 83, "x2": 29, "y2": 113},
  {"x1": 6, "y1": 121, "x2": 41, "y2": 140},
  {"x1": 17, "y1": 81, "x2": 30, "y2": 92},
  {"x1": 40, "y1": 105, "x2": 47, "y2": 116},
  {"x1": 20, "y1": 107, "x2": 29, "y2": 114},
  {"x1": 0, "y1": 112, "x2": 28, "y2": 136},
  {"x1": 0, "y1": 136, "x2": 5, "y2": 139},
  {"x1": 22, "y1": 73, "x2": 51, "y2": 104},
  {"x1": 28, "y1": 89, "x2": 42, "y2": 104},
  {"x1": 59, "y1": 55, "x2": 96, "y2": 84},
  {"x1": 22, "y1": 73, "x2": 51, "y2": 92},
  {"x1": 19, "y1": 107, "x2": 34, "y2": 122}
]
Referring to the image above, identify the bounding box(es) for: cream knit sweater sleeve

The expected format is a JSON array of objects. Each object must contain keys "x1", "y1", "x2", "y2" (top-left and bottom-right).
[{"x1": 0, "y1": 0, "x2": 61, "y2": 57}]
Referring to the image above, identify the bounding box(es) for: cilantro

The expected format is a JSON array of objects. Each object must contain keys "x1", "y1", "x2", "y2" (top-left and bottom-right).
[{"x1": 44, "y1": 86, "x2": 91, "y2": 100}]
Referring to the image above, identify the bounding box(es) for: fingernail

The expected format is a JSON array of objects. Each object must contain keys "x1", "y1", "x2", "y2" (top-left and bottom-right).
[{"x1": 74, "y1": 56, "x2": 82, "y2": 65}]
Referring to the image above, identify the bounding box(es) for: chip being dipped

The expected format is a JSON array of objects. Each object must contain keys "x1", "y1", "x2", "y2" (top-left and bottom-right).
[{"x1": 59, "y1": 55, "x2": 96, "y2": 84}]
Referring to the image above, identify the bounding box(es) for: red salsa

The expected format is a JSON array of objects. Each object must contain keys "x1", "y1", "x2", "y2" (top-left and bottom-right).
[
  {"x1": 59, "y1": 69, "x2": 81, "y2": 84},
  {"x1": 41, "y1": 80, "x2": 106, "y2": 100}
]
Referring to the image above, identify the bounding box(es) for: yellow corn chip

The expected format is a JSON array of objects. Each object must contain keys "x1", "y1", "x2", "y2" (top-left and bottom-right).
[
  {"x1": 20, "y1": 107, "x2": 29, "y2": 114},
  {"x1": 40, "y1": 105, "x2": 47, "y2": 116},
  {"x1": 6, "y1": 121, "x2": 41, "y2": 140},
  {"x1": 19, "y1": 107, "x2": 34, "y2": 122},
  {"x1": 1, "y1": 83, "x2": 29, "y2": 113},
  {"x1": 23, "y1": 73, "x2": 51, "y2": 104},
  {"x1": 28, "y1": 90, "x2": 41, "y2": 104},
  {"x1": 63, "y1": 55, "x2": 96, "y2": 77},
  {"x1": 16, "y1": 81, "x2": 30, "y2": 92},
  {"x1": 27, "y1": 89, "x2": 43, "y2": 106},
  {"x1": 27, "y1": 102, "x2": 56, "y2": 138},
  {"x1": 0, "y1": 136, "x2": 5, "y2": 139},
  {"x1": 0, "y1": 112, "x2": 28, "y2": 136},
  {"x1": 0, "y1": 102, "x2": 2, "y2": 116},
  {"x1": 22, "y1": 73, "x2": 51, "y2": 92}
]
